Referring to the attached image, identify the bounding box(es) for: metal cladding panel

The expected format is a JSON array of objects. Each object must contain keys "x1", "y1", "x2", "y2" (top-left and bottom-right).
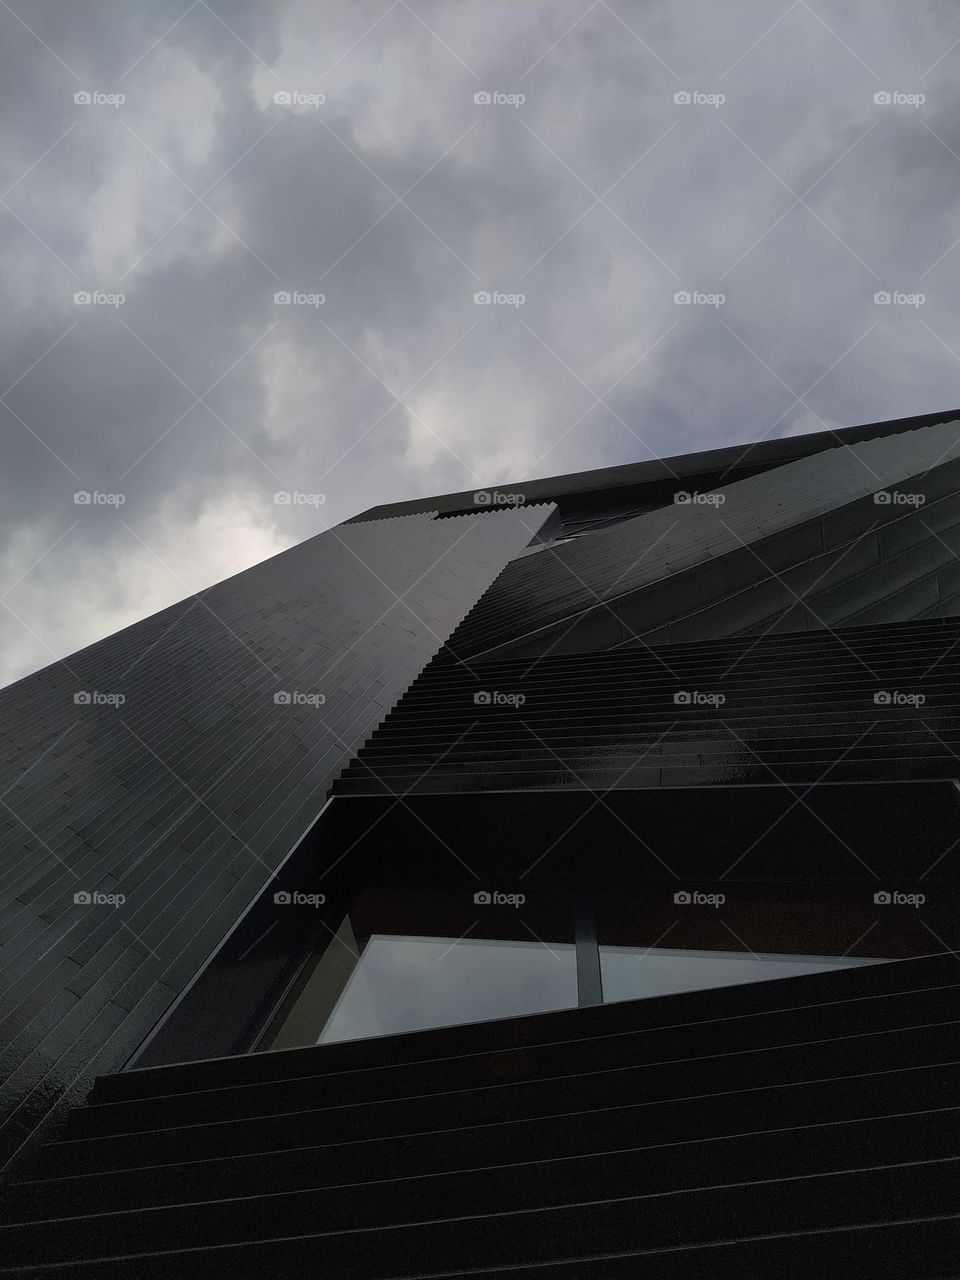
[
  {"x1": 336, "y1": 616, "x2": 960, "y2": 798},
  {"x1": 448, "y1": 417, "x2": 960, "y2": 658},
  {"x1": 0, "y1": 504, "x2": 552, "y2": 1173},
  {"x1": 3, "y1": 952, "x2": 959, "y2": 1275}
]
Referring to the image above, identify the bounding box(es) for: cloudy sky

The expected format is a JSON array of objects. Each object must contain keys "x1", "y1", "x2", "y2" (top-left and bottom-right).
[{"x1": 2, "y1": 0, "x2": 959, "y2": 687}]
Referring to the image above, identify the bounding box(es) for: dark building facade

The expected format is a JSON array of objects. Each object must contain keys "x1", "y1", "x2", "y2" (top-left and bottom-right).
[{"x1": 1, "y1": 412, "x2": 959, "y2": 1276}]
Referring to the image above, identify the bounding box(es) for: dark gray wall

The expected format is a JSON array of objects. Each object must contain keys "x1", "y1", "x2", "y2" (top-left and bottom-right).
[
  {"x1": 448, "y1": 421, "x2": 960, "y2": 659},
  {"x1": 0, "y1": 505, "x2": 551, "y2": 1173},
  {"x1": 5, "y1": 951, "x2": 957, "y2": 1275},
  {"x1": 338, "y1": 616, "x2": 960, "y2": 806}
]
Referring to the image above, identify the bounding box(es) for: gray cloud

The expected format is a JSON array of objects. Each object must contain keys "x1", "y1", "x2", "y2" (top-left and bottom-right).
[{"x1": 3, "y1": 0, "x2": 960, "y2": 686}]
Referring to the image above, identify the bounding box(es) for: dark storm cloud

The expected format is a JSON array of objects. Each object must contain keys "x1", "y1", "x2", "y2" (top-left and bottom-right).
[{"x1": 2, "y1": 0, "x2": 960, "y2": 685}]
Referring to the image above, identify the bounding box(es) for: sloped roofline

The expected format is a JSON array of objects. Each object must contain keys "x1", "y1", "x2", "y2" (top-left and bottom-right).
[{"x1": 348, "y1": 407, "x2": 960, "y2": 522}]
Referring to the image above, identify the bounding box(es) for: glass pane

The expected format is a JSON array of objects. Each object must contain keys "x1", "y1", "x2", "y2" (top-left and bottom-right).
[
  {"x1": 260, "y1": 880, "x2": 577, "y2": 1050},
  {"x1": 600, "y1": 944, "x2": 882, "y2": 1004},
  {"x1": 318, "y1": 934, "x2": 577, "y2": 1044}
]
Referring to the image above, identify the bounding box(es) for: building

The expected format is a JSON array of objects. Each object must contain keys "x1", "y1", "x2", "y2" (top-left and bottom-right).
[{"x1": 0, "y1": 409, "x2": 958, "y2": 1276}]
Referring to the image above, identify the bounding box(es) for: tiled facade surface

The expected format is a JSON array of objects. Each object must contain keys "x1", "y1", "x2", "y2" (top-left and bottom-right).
[{"x1": 0, "y1": 506, "x2": 550, "y2": 1171}]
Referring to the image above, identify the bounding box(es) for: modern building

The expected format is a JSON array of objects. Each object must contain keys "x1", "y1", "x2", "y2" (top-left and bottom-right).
[{"x1": 0, "y1": 409, "x2": 959, "y2": 1276}]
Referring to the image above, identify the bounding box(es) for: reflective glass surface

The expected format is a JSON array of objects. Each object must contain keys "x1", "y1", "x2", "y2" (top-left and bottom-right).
[
  {"x1": 599, "y1": 944, "x2": 882, "y2": 1004},
  {"x1": 318, "y1": 934, "x2": 578, "y2": 1044}
]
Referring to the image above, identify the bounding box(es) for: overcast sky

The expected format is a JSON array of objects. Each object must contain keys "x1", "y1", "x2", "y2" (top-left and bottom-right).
[{"x1": 2, "y1": 0, "x2": 959, "y2": 687}]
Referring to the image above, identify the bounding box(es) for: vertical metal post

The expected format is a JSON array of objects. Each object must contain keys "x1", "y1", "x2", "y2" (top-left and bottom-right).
[{"x1": 575, "y1": 881, "x2": 603, "y2": 1007}]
